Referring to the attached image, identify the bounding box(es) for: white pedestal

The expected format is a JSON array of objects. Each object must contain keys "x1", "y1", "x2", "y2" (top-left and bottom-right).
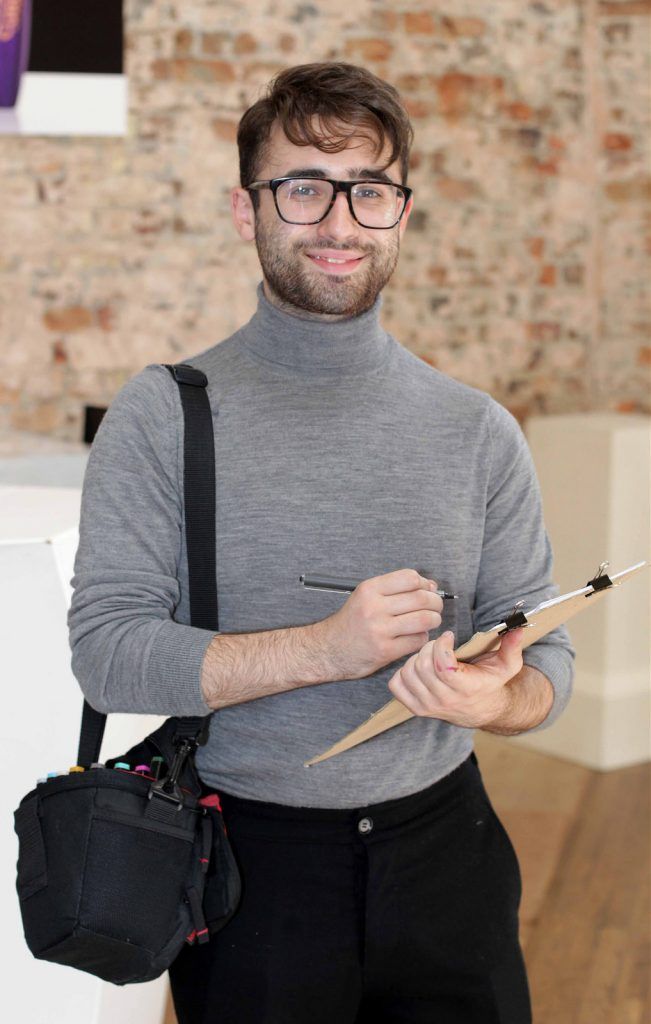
[
  {"x1": 516, "y1": 414, "x2": 650, "y2": 770},
  {"x1": 0, "y1": 72, "x2": 127, "y2": 137},
  {"x1": 1, "y1": 470, "x2": 168, "y2": 1024}
]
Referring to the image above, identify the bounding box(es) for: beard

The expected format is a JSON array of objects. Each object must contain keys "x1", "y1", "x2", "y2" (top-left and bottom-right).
[{"x1": 253, "y1": 216, "x2": 401, "y2": 319}]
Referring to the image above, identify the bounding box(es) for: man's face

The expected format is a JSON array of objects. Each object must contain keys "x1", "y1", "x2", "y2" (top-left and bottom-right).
[{"x1": 232, "y1": 122, "x2": 413, "y2": 320}]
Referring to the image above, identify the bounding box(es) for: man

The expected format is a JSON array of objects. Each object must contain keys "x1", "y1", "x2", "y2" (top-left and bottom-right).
[{"x1": 69, "y1": 62, "x2": 574, "y2": 1023}]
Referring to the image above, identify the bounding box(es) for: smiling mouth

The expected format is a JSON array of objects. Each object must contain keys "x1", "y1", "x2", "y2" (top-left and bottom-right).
[{"x1": 304, "y1": 252, "x2": 366, "y2": 273}]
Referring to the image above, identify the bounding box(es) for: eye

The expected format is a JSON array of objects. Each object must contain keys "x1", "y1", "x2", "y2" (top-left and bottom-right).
[
  {"x1": 353, "y1": 184, "x2": 391, "y2": 202},
  {"x1": 288, "y1": 184, "x2": 318, "y2": 198},
  {"x1": 282, "y1": 180, "x2": 329, "y2": 202}
]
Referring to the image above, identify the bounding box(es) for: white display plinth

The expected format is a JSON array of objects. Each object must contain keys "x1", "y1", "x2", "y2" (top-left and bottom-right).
[
  {"x1": 1, "y1": 473, "x2": 168, "y2": 1024},
  {"x1": 0, "y1": 72, "x2": 127, "y2": 137},
  {"x1": 517, "y1": 414, "x2": 650, "y2": 770}
]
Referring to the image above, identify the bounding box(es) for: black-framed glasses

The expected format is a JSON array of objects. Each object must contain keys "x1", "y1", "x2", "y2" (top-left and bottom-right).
[{"x1": 246, "y1": 176, "x2": 413, "y2": 230}]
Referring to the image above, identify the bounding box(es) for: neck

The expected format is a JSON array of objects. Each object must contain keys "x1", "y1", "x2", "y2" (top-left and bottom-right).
[{"x1": 236, "y1": 282, "x2": 391, "y2": 378}]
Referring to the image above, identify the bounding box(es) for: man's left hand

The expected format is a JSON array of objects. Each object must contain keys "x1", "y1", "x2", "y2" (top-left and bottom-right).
[{"x1": 387, "y1": 627, "x2": 526, "y2": 729}]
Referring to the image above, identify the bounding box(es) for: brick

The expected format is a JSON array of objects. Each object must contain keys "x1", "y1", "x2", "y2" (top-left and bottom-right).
[
  {"x1": 441, "y1": 16, "x2": 487, "y2": 37},
  {"x1": 52, "y1": 340, "x2": 68, "y2": 364},
  {"x1": 638, "y1": 347, "x2": 651, "y2": 366},
  {"x1": 174, "y1": 28, "x2": 193, "y2": 56},
  {"x1": 527, "y1": 322, "x2": 561, "y2": 342},
  {"x1": 96, "y1": 305, "x2": 116, "y2": 332},
  {"x1": 397, "y1": 72, "x2": 438, "y2": 93},
  {"x1": 403, "y1": 12, "x2": 437, "y2": 33},
  {"x1": 201, "y1": 32, "x2": 227, "y2": 55},
  {"x1": 404, "y1": 99, "x2": 433, "y2": 119},
  {"x1": 44, "y1": 306, "x2": 93, "y2": 332},
  {"x1": 211, "y1": 118, "x2": 238, "y2": 142},
  {"x1": 278, "y1": 33, "x2": 296, "y2": 52},
  {"x1": 344, "y1": 38, "x2": 393, "y2": 61},
  {"x1": 133, "y1": 208, "x2": 167, "y2": 235},
  {"x1": 603, "y1": 132, "x2": 633, "y2": 150},
  {"x1": 436, "y1": 177, "x2": 481, "y2": 201},
  {"x1": 242, "y1": 60, "x2": 287, "y2": 82},
  {"x1": 428, "y1": 266, "x2": 449, "y2": 286},
  {"x1": 502, "y1": 101, "x2": 535, "y2": 121},
  {"x1": 435, "y1": 72, "x2": 504, "y2": 118},
  {"x1": 369, "y1": 11, "x2": 399, "y2": 31},
  {"x1": 150, "y1": 58, "x2": 235, "y2": 83},
  {"x1": 563, "y1": 264, "x2": 585, "y2": 286},
  {"x1": 538, "y1": 265, "x2": 557, "y2": 286},
  {"x1": 11, "y1": 401, "x2": 63, "y2": 434},
  {"x1": 234, "y1": 32, "x2": 257, "y2": 54},
  {"x1": 598, "y1": 1, "x2": 651, "y2": 14},
  {"x1": 527, "y1": 238, "x2": 545, "y2": 259},
  {"x1": 605, "y1": 177, "x2": 651, "y2": 201},
  {"x1": 527, "y1": 157, "x2": 560, "y2": 175}
]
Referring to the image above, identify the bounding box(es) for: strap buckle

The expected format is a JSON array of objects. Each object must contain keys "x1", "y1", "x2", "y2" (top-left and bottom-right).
[
  {"x1": 147, "y1": 736, "x2": 197, "y2": 809},
  {"x1": 164, "y1": 363, "x2": 207, "y2": 387}
]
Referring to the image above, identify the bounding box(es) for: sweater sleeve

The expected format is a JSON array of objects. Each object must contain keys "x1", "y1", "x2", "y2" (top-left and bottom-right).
[
  {"x1": 67, "y1": 364, "x2": 215, "y2": 716},
  {"x1": 472, "y1": 401, "x2": 575, "y2": 730}
]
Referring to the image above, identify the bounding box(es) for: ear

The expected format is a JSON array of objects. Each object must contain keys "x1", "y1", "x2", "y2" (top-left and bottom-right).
[
  {"x1": 231, "y1": 187, "x2": 256, "y2": 242},
  {"x1": 398, "y1": 195, "x2": 414, "y2": 240}
]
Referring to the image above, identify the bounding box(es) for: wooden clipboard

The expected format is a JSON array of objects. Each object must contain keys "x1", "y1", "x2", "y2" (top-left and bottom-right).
[{"x1": 305, "y1": 560, "x2": 648, "y2": 767}]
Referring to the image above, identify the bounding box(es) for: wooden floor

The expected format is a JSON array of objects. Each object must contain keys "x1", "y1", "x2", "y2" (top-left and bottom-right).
[
  {"x1": 476, "y1": 734, "x2": 650, "y2": 1023},
  {"x1": 164, "y1": 736, "x2": 650, "y2": 1023}
]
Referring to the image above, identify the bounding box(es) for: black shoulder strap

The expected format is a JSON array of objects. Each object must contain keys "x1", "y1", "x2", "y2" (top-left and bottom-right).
[{"x1": 77, "y1": 363, "x2": 216, "y2": 767}]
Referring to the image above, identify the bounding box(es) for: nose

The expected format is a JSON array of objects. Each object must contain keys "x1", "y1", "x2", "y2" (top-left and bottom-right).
[{"x1": 316, "y1": 190, "x2": 359, "y2": 241}]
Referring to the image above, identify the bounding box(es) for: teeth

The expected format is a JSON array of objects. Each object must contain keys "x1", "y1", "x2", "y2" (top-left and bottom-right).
[{"x1": 313, "y1": 255, "x2": 350, "y2": 263}]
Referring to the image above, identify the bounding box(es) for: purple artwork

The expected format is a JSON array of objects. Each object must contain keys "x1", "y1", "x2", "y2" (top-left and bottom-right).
[{"x1": 0, "y1": 0, "x2": 32, "y2": 107}]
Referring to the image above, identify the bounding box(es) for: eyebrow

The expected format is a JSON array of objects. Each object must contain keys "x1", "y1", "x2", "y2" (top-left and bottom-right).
[{"x1": 280, "y1": 166, "x2": 399, "y2": 185}]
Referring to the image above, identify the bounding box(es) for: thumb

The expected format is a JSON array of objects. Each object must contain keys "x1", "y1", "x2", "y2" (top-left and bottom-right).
[{"x1": 497, "y1": 627, "x2": 525, "y2": 674}]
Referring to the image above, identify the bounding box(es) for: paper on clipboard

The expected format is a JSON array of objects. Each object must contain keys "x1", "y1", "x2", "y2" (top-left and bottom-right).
[{"x1": 304, "y1": 560, "x2": 648, "y2": 767}]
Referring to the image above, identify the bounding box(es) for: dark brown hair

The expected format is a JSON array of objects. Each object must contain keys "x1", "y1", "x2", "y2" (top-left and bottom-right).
[{"x1": 237, "y1": 62, "x2": 414, "y2": 196}]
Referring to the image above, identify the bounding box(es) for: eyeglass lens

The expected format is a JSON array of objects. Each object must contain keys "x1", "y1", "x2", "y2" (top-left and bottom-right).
[{"x1": 276, "y1": 179, "x2": 405, "y2": 227}]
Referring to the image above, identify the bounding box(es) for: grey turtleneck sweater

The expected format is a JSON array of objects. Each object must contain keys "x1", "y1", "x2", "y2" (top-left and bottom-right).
[{"x1": 68, "y1": 284, "x2": 574, "y2": 808}]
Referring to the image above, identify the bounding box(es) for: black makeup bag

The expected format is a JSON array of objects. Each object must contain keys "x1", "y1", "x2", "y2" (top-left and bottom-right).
[{"x1": 13, "y1": 364, "x2": 241, "y2": 985}]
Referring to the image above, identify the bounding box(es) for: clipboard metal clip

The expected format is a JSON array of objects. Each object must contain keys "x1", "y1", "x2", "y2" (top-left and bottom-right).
[
  {"x1": 498, "y1": 600, "x2": 529, "y2": 636},
  {"x1": 586, "y1": 561, "x2": 613, "y2": 596}
]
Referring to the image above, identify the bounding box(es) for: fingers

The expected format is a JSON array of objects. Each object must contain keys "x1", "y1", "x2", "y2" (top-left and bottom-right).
[
  {"x1": 378, "y1": 570, "x2": 443, "y2": 634},
  {"x1": 385, "y1": 588, "x2": 443, "y2": 616},
  {"x1": 371, "y1": 568, "x2": 436, "y2": 596},
  {"x1": 389, "y1": 627, "x2": 526, "y2": 725},
  {"x1": 438, "y1": 627, "x2": 524, "y2": 686}
]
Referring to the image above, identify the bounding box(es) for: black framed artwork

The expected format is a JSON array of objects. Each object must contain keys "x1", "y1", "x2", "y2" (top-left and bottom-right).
[{"x1": 0, "y1": 0, "x2": 125, "y2": 135}]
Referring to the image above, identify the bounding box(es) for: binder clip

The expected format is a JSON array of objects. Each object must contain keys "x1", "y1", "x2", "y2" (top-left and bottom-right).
[
  {"x1": 498, "y1": 600, "x2": 529, "y2": 636},
  {"x1": 586, "y1": 561, "x2": 613, "y2": 596}
]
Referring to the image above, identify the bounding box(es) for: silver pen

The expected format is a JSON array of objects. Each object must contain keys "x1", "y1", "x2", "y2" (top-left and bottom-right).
[{"x1": 299, "y1": 573, "x2": 458, "y2": 599}]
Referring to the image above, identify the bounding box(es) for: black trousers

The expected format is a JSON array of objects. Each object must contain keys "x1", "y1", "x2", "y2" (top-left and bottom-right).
[{"x1": 169, "y1": 753, "x2": 531, "y2": 1024}]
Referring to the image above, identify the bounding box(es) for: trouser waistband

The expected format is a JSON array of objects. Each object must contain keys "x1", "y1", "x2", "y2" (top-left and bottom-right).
[{"x1": 218, "y1": 753, "x2": 480, "y2": 841}]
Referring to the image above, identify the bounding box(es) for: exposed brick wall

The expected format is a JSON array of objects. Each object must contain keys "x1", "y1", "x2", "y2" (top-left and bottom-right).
[{"x1": 0, "y1": 0, "x2": 649, "y2": 441}]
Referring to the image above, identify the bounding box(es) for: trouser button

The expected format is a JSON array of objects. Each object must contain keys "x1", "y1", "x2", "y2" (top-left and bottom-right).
[{"x1": 358, "y1": 816, "x2": 373, "y2": 835}]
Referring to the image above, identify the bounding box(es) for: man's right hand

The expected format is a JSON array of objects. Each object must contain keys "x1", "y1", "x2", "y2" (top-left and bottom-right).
[
  {"x1": 319, "y1": 569, "x2": 444, "y2": 680},
  {"x1": 200, "y1": 569, "x2": 443, "y2": 710}
]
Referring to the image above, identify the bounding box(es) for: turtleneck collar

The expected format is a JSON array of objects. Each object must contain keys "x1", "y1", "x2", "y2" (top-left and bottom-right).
[{"x1": 237, "y1": 282, "x2": 391, "y2": 378}]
